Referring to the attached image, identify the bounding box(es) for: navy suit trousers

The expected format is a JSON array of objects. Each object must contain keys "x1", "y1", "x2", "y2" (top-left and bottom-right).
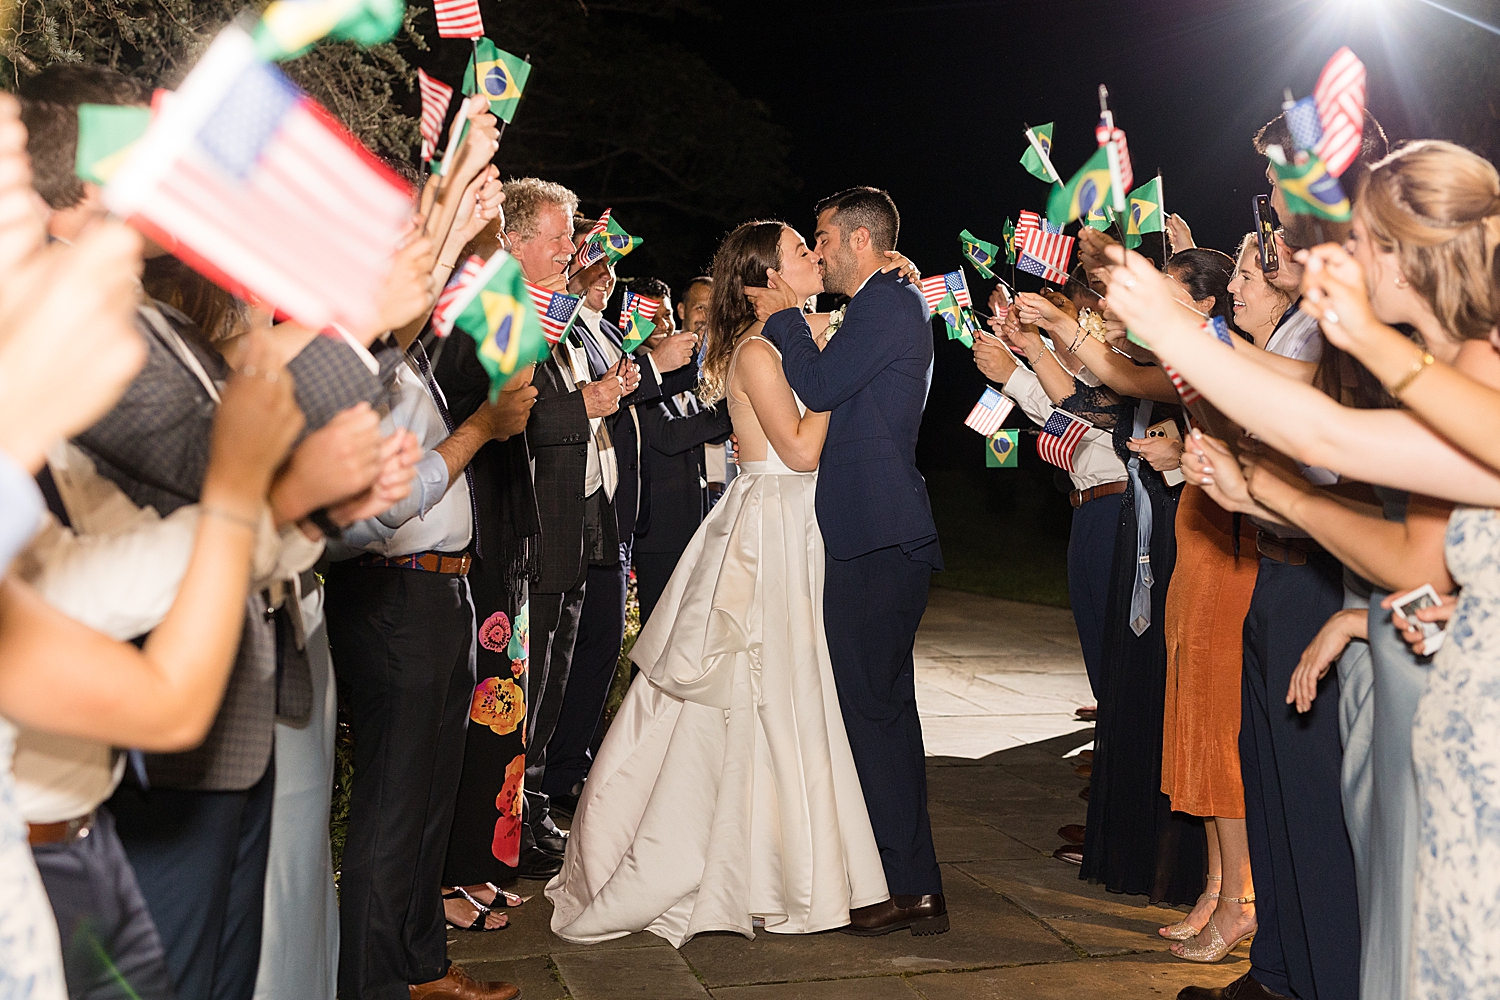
[
  {"x1": 1067, "y1": 494, "x2": 1119, "y2": 703},
  {"x1": 823, "y1": 543, "x2": 942, "y2": 896}
]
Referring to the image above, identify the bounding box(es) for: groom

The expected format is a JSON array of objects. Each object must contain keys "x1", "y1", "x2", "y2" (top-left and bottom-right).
[{"x1": 749, "y1": 187, "x2": 947, "y2": 936}]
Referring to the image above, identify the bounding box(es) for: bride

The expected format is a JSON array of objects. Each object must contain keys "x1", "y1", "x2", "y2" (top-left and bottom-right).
[{"x1": 546, "y1": 220, "x2": 894, "y2": 947}]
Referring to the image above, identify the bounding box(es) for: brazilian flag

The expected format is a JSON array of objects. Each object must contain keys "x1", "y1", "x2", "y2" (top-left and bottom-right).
[
  {"x1": 1021, "y1": 122, "x2": 1057, "y2": 182},
  {"x1": 1272, "y1": 152, "x2": 1351, "y2": 222},
  {"x1": 253, "y1": 0, "x2": 404, "y2": 60},
  {"x1": 1083, "y1": 201, "x2": 1112, "y2": 233},
  {"x1": 934, "y1": 291, "x2": 964, "y2": 341},
  {"x1": 960, "y1": 229, "x2": 1001, "y2": 279},
  {"x1": 450, "y1": 252, "x2": 549, "y2": 399},
  {"x1": 464, "y1": 39, "x2": 531, "y2": 123},
  {"x1": 1002, "y1": 217, "x2": 1017, "y2": 265},
  {"x1": 1047, "y1": 147, "x2": 1112, "y2": 226},
  {"x1": 579, "y1": 214, "x2": 642, "y2": 266},
  {"x1": 76, "y1": 104, "x2": 151, "y2": 186},
  {"x1": 1124, "y1": 177, "x2": 1164, "y2": 249},
  {"x1": 620, "y1": 309, "x2": 656, "y2": 353},
  {"x1": 986, "y1": 428, "x2": 1019, "y2": 468}
]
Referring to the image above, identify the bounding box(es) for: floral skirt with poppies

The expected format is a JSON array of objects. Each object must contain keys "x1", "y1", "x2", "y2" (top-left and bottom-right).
[{"x1": 443, "y1": 553, "x2": 529, "y2": 885}]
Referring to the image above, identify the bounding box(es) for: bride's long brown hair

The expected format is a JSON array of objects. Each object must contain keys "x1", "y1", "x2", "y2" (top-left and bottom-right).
[{"x1": 699, "y1": 220, "x2": 786, "y2": 403}]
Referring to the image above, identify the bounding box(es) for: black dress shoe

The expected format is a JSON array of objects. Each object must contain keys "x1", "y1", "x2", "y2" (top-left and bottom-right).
[
  {"x1": 1052, "y1": 845, "x2": 1083, "y2": 865},
  {"x1": 1178, "y1": 973, "x2": 1292, "y2": 1000},
  {"x1": 842, "y1": 894, "x2": 948, "y2": 936},
  {"x1": 548, "y1": 792, "x2": 580, "y2": 820},
  {"x1": 516, "y1": 847, "x2": 563, "y2": 880},
  {"x1": 1057, "y1": 824, "x2": 1085, "y2": 845},
  {"x1": 533, "y1": 814, "x2": 568, "y2": 856}
]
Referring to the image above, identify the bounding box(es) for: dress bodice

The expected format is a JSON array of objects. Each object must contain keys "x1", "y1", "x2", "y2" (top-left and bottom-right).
[{"x1": 726, "y1": 334, "x2": 813, "y2": 477}]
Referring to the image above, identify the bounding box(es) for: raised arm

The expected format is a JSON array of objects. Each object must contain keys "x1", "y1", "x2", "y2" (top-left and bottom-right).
[{"x1": 764, "y1": 283, "x2": 923, "y2": 412}]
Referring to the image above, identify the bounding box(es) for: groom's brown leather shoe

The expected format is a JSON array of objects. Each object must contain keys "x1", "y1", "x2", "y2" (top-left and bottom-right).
[
  {"x1": 409, "y1": 965, "x2": 519, "y2": 999},
  {"x1": 842, "y1": 894, "x2": 948, "y2": 936}
]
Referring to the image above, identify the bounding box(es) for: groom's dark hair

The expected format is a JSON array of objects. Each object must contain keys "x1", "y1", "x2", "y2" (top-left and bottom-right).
[{"x1": 814, "y1": 187, "x2": 899, "y2": 253}]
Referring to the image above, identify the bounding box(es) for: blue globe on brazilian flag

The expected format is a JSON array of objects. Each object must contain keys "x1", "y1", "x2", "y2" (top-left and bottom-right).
[
  {"x1": 463, "y1": 39, "x2": 531, "y2": 123},
  {"x1": 986, "y1": 429, "x2": 1018, "y2": 468},
  {"x1": 1047, "y1": 146, "x2": 1112, "y2": 226},
  {"x1": 447, "y1": 251, "x2": 549, "y2": 399}
]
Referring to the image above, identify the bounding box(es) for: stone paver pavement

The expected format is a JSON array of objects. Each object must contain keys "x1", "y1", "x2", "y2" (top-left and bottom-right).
[{"x1": 450, "y1": 588, "x2": 1247, "y2": 998}]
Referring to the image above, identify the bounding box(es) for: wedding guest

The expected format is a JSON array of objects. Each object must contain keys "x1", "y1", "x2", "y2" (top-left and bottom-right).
[
  {"x1": 676, "y1": 277, "x2": 735, "y2": 503},
  {"x1": 507, "y1": 179, "x2": 633, "y2": 879}
]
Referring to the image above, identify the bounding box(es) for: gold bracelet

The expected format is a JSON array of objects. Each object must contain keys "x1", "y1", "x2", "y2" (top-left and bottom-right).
[
  {"x1": 1387, "y1": 350, "x2": 1436, "y2": 399},
  {"x1": 201, "y1": 505, "x2": 260, "y2": 532}
]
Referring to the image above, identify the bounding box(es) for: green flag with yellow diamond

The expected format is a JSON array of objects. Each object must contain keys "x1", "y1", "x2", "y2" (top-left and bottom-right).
[
  {"x1": 463, "y1": 39, "x2": 531, "y2": 123},
  {"x1": 75, "y1": 104, "x2": 151, "y2": 186},
  {"x1": 1021, "y1": 122, "x2": 1058, "y2": 183},
  {"x1": 959, "y1": 229, "x2": 1001, "y2": 279},
  {"x1": 986, "y1": 428, "x2": 1019, "y2": 467},
  {"x1": 1124, "y1": 177, "x2": 1164, "y2": 249},
  {"x1": 253, "y1": 0, "x2": 404, "y2": 61},
  {"x1": 450, "y1": 251, "x2": 549, "y2": 400},
  {"x1": 1002, "y1": 217, "x2": 1017, "y2": 265}
]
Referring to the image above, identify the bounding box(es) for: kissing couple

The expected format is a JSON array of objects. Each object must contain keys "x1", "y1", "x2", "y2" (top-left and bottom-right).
[{"x1": 547, "y1": 187, "x2": 948, "y2": 946}]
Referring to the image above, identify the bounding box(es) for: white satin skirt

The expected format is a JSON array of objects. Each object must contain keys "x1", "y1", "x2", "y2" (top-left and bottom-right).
[{"x1": 545, "y1": 465, "x2": 889, "y2": 947}]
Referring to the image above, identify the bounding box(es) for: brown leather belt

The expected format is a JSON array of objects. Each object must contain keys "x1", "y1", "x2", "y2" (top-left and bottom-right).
[
  {"x1": 356, "y1": 550, "x2": 472, "y2": 576},
  {"x1": 1255, "y1": 531, "x2": 1324, "y2": 566},
  {"x1": 1070, "y1": 481, "x2": 1127, "y2": 508},
  {"x1": 28, "y1": 812, "x2": 94, "y2": 846}
]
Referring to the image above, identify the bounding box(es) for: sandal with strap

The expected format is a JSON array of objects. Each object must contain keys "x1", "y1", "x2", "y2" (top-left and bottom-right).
[
  {"x1": 1159, "y1": 876, "x2": 1221, "y2": 941},
  {"x1": 443, "y1": 888, "x2": 508, "y2": 932},
  {"x1": 1172, "y1": 893, "x2": 1256, "y2": 962}
]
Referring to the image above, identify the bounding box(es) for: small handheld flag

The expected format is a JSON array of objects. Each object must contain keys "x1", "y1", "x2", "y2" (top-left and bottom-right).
[
  {"x1": 431, "y1": 255, "x2": 485, "y2": 337},
  {"x1": 986, "y1": 428, "x2": 1019, "y2": 468},
  {"x1": 919, "y1": 270, "x2": 972, "y2": 312},
  {"x1": 1268, "y1": 146, "x2": 1351, "y2": 222},
  {"x1": 932, "y1": 292, "x2": 964, "y2": 342},
  {"x1": 1312, "y1": 47, "x2": 1366, "y2": 178},
  {"x1": 573, "y1": 209, "x2": 642, "y2": 272},
  {"x1": 1018, "y1": 219, "x2": 1075, "y2": 285},
  {"x1": 1164, "y1": 364, "x2": 1200, "y2": 405},
  {"x1": 447, "y1": 251, "x2": 551, "y2": 399},
  {"x1": 1036, "y1": 409, "x2": 1093, "y2": 471},
  {"x1": 1047, "y1": 146, "x2": 1111, "y2": 226},
  {"x1": 252, "y1": 0, "x2": 403, "y2": 61},
  {"x1": 1014, "y1": 211, "x2": 1042, "y2": 259},
  {"x1": 618, "y1": 290, "x2": 663, "y2": 352},
  {"x1": 965, "y1": 386, "x2": 1015, "y2": 437},
  {"x1": 1021, "y1": 123, "x2": 1060, "y2": 183},
  {"x1": 417, "y1": 69, "x2": 454, "y2": 163},
  {"x1": 960, "y1": 229, "x2": 1001, "y2": 279},
  {"x1": 75, "y1": 104, "x2": 152, "y2": 186},
  {"x1": 1283, "y1": 95, "x2": 1324, "y2": 154},
  {"x1": 1123, "y1": 176, "x2": 1164, "y2": 250},
  {"x1": 524, "y1": 281, "x2": 583, "y2": 346},
  {"x1": 463, "y1": 40, "x2": 531, "y2": 123},
  {"x1": 433, "y1": 0, "x2": 484, "y2": 39},
  {"x1": 1095, "y1": 86, "x2": 1132, "y2": 213},
  {"x1": 1002, "y1": 217, "x2": 1017, "y2": 265}
]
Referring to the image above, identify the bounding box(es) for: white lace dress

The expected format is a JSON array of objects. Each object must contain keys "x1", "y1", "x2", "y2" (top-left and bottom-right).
[
  {"x1": 0, "y1": 716, "x2": 66, "y2": 999},
  {"x1": 1410, "y1": 506, "x2": 1500, "y2": 998},
  {"x1": 546, "y1": 337, "x2": 888, "y2": 947}
]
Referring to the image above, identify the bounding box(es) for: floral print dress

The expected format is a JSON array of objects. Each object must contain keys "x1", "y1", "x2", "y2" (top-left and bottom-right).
[{"x1": 1410, "y1": 506, "x2": 1500, "y2": 998}]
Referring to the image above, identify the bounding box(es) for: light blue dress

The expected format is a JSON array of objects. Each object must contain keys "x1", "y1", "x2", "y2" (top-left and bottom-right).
[
  {"x1": 0, "y1": 718, "x2": 66, "y2": 1000},
  {"x1": 1410, "y1": 506, "x2": 1500, "y2": 999}
]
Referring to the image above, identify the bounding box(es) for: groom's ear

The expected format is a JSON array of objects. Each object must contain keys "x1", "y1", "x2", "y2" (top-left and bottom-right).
[{"x1": 848, "y1": 225, "x2": 872, "y2": 254}]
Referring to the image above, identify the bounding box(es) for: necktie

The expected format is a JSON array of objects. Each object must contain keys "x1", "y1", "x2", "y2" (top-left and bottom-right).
[
  {"x1": 569, "y1": 330, "x2": 618, "y2": 501},
  {"x1": 411, "y1": 341, "x2": 481, "y2": 557},
  {"x1": 1127, "y1": 399, "x2": 1155, "y2": 636}
]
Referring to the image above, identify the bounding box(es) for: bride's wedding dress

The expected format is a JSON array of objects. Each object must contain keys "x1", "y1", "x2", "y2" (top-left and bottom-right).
[{"x1": 546, "y1": 336, "x2": 889, "y2": 947}]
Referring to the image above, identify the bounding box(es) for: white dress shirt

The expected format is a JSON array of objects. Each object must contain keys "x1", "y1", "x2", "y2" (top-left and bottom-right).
[
  {"x1": 334, "y1": 358, "x2": 473, "y2": 558},
  {"x1": 558, "y1": 307, "x2": 619, "y2": 499},
  {"x1": 999, "y1": 364, "x2": 1127, "y2": 491}
]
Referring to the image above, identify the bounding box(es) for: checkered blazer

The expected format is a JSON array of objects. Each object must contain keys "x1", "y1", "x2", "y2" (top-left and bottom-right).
[{"x1": 77, "y1": 304, "x2": 383, "y2": 791}]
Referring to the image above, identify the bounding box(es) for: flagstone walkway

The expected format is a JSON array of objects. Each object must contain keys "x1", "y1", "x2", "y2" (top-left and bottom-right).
[{"x1": 450, "y1": 587, "x2": 1247, "y2": 999}]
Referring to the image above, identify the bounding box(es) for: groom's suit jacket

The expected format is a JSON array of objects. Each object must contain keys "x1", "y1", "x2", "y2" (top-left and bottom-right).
[{"x1": 763, "y1": 269, "x2": 942, "y2": 566}]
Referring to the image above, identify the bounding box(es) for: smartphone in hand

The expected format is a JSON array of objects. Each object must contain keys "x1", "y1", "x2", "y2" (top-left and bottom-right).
[{"x1": 1253, "y1": 194, "x2": 1279, "y2": 275}]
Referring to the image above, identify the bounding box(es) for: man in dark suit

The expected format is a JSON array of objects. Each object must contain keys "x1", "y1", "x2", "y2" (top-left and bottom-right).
[
  {"x1": 539, "y1": 255, "x2": 702, "y2": 810},
  {"x1": 628, "y1": 278, "x2": 734, "y2": 625},
  {"x1": 754, "y1": 187, "x2": 947, "y2": 936}
]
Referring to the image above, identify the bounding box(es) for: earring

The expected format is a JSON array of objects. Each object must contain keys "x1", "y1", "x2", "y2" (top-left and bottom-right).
[{"x1": 1396, "y1": 276, "x2": 1410, "y2": 288}]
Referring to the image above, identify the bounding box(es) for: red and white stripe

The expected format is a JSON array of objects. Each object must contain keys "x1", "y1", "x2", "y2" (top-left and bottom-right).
[
  {"x1": 431, "y1": 255, "x2": 484, "y2": 337},
  {"x1": 433, "y1": 0, "x2": 484, "y2": 39},
  {"x1": 1036, "y1": 412, "x2": 1093, "y2": 471},
  {"x1": 1015, "y1": 210, "x2": 1042, "y2": 257},
  {"x1": 621, "y1": 291, "x2": 662, "y2": 324},
  {"x1": 417, "y1": 69, "x2": 453, "y2": 162},
  {"x1": 964, "y1": 388, "x2": 1014, "y2": 437},
  {"x1": 1313, "y1": 47, "x2": 1366, "y2": 178},
  {"x1": 1021, "y1": 230, "x2": 1075, "y2": 283},
  {"x1": 1163, "y1": 363, "x2": 1200, "y2": 405}
]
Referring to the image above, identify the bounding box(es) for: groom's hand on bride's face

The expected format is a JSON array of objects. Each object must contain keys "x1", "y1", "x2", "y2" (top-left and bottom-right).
[{"x1": 744, "y1": 268, "x2": 802, "y2": 322}]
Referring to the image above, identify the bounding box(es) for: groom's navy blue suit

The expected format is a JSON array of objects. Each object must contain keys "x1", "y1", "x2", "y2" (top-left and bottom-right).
[{"x1": 763, "y1": 268, "x2": 944, "y2": 896}]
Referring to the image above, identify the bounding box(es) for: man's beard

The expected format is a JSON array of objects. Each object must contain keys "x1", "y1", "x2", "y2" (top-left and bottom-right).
[{"x1": 821, "y1": 246, "x2": 858, "y2": 297}]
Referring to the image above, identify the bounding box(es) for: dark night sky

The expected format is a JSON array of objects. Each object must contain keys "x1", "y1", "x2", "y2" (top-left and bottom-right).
[{"x1": 642, "y1": 0, "x2": 1500, "y2": 470}]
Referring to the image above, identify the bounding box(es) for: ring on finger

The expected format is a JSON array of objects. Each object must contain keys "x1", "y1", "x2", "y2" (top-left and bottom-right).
[{"x1": 1324, "y1": 310, "x2": 1340, "y2": 326}]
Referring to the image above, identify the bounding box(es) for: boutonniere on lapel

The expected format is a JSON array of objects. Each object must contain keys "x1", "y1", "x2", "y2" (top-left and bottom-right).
[{"x1": 822, "y1": 304, "x2": 848, "y2": 344}]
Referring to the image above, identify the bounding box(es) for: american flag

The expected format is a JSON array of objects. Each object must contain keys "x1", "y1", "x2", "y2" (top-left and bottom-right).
[
  {"x1": 572, "y1": 210, "x2": 611, "y2": 272},
  {"x1": 619, "y1": 289, "x2": 662, "y2": 327},
  {"x1": 1036, "y1": 409, "x2": 1093, "y2": 471},
  {"x1": 1014, "y1": 210, "x2": 1042, "y2": 258},
  {"x1": 1284, "y1": 96, "x2": 1324, "y2": 154},
  {"x1": 431, "y1": 255, "x2": 484, "y2": 337},
  {"x1": 919, "y1": 270, "x2": 971, "y2": 311},
  {"x1": 964, "y1": 387, "x2": 1015, "y2": 437},
  {"x1": 1163, "y1": 363, "x2": 1200, "y2": 405},
  {"x1": 417, "y1": 69, "x2": 453, "y2": 162},
  {"x1": 1018, "y1": 219, "x2": 1074, "y2": 285},
  {"x1": 1313, "y1": 47, "x2": 1366, "y2": 178},
  {"x1": 525, "y1": 280, "x2": 582, "y2": 345},
  {"x1": 103, "y1": 25, "x2": 413, "y2": 335},
  {"x1": 1096, "y1": 120, "x2": 1134, "y2": 194},
  {"x1": 433, "y1": 0, "x2": 484, "y2": 38}
]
